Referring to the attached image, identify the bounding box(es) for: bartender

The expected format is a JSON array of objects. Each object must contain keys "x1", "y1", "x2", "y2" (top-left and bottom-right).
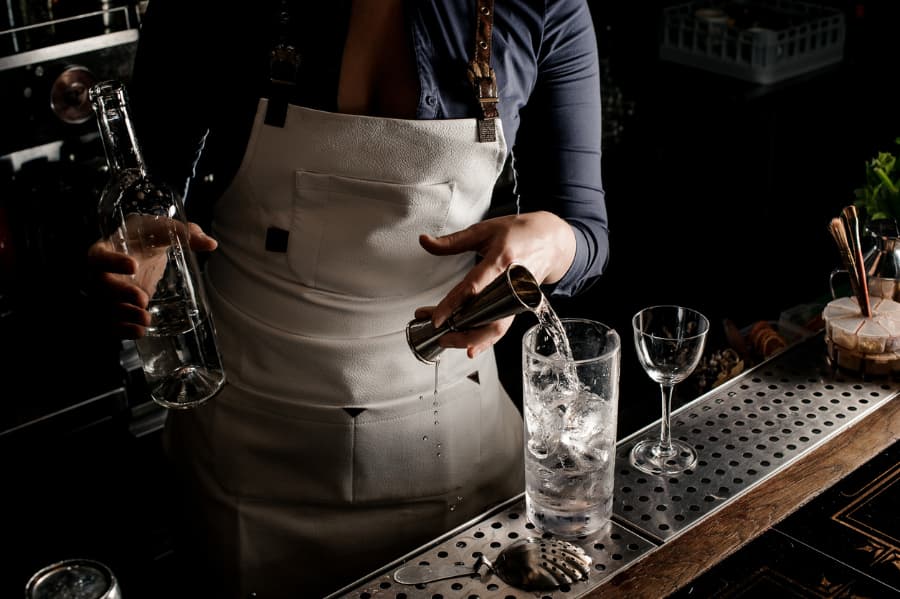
[{"x1": 85, "y1": 0, "x2": 609, "y2": 597}]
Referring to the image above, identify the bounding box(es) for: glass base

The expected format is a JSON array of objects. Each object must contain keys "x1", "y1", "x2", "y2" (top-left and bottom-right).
[
  {"x1": 629, "y1": 438, "x2": 698, "y2": 476},
  {"x1": 149, "y1": 365, "x2": 225, "y2": 410}
]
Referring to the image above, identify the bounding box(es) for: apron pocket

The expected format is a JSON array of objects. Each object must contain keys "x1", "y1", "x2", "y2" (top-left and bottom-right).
[{"x1": 289, "y1": 170, "x2": 473, "y2": 297}]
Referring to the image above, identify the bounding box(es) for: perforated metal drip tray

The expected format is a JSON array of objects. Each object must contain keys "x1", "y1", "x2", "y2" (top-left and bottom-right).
[
  {"x1": 614, "y1": 330, "x2": 897, "y2": 543},
  {"x1": 327, "y1": 494, "x2": 657, "y2": 599},
  {"x1": 331, "y1": 332, "x2": 899, "y2": 598}
]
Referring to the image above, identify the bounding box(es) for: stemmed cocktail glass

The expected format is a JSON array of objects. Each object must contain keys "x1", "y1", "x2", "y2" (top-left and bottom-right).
[{"x1": 630, "y1": 305, "x2": 709, "y2": 476}]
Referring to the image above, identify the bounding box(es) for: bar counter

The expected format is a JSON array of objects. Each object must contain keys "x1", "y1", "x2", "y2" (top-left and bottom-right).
[{"x1": 328, "y1": 330, "x2": 900, "y2": 599}]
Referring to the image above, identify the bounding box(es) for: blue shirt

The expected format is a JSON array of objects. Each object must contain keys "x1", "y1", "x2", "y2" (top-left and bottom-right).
[{"x1": 131, "y1": 0, "x2": 608, "y2": 296}]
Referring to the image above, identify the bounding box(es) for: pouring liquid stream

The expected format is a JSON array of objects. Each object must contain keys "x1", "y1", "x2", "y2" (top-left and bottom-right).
[{"x1": 535, "y1": 300, "x2": 579, "y2": 389}]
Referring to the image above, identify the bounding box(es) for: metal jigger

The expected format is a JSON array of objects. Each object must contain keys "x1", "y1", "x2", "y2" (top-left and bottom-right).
[{"x1": 406, "y1": 263, "x2": 545, "y2": 364}]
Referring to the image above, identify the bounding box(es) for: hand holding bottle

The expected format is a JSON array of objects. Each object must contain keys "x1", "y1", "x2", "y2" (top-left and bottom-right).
[{"x1": 85, "y1": 221, "x2": 217, "y2": 339}]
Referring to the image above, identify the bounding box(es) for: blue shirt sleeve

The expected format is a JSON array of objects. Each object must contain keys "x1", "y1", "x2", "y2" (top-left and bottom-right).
[{"x1": 513, "y1": 0, "x2": 609, "y2": 297}]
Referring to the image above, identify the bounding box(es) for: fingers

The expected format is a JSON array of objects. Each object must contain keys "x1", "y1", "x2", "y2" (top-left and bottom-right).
[
  {"x1": 414, "y1": 306, "x2": 435, "y2": 320},
  {"x1": 87, "y1": 241, "x2": 138, "y2": 276},
  {"x1": 84, "y1": 238, "x2": 151, "y2": 339},
  {"x1": 418, "y1": 222, "x2": 488, "y2": 257},
  {"x1": 106, "y1": 302, "x2": 152, "y2": 340},
  {"x1": 431, "y1": 259, "x2": 508, "y2": 328},
  {"x1": 438, "y1": 316, "x2": 514, "y2": 359},
  {"x1": 97, "y1": 272, "x2": 151, "y2": 308},
  {"x1": 188, "y1": 222, "x2": 218, "y2": 252}
]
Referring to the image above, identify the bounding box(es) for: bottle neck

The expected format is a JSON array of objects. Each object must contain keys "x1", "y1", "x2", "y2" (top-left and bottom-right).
[{"x1": 90, "y1": 82, "x2": 146, "y2": 175}]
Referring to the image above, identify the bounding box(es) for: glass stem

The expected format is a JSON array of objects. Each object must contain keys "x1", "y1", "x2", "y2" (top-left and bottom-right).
[{"x1": 657, "y1": 383, "x2": 675, "y2": 455}]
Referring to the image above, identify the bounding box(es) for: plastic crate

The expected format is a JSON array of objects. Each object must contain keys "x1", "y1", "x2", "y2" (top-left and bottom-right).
[{"x1": 659, "y1": 0, "x2": 845, "y2": 84}]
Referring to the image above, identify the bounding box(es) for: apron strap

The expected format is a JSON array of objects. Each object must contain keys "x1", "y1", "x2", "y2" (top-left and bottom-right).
[
  {"x1": 467, "y1": 0, "x2": 498, "y2": 143},
  {"x1": 266, "y1": 0, "x2": 302, "y2": 127}
]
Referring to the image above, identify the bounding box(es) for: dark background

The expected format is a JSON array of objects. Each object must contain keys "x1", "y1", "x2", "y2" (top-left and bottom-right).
[{"x1": 496, "y1": 0, "x2": 900, "y2": 437}]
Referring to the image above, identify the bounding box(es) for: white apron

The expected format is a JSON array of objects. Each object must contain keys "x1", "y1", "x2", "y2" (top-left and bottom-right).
[{"x1": 163, "y1": 100, "x2": 525, "y2": 598}]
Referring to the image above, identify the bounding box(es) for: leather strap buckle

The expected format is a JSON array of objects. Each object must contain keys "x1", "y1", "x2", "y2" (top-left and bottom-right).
[
  {"x1": 269, "y1": 43, "x2": 300, "y2": 86},
  {"x1": 470, "y1": 0, "x2": 498, "y2": 142}
]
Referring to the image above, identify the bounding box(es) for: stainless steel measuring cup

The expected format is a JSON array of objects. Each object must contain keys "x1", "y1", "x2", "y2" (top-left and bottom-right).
[{"x1": 406, "y1": 263, "x2": 544, "y2": 364}]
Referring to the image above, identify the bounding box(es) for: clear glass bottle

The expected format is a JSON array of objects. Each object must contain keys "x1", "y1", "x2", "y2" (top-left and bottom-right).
[{"x1": 89, "y1": 79, "x2": 225, "y2": 409}]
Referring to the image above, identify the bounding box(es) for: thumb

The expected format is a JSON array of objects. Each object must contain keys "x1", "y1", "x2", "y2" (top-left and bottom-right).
[
  {"x1": 188, "y1": 222, "x2": 218, "y2": 252},
  {"x1": 419, "y1": 225, "x2": 485, "y2": 256}
]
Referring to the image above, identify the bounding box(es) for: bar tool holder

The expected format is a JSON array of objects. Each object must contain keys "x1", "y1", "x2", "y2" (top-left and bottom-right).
[{"x1": 406, "y1": 263, "x2": 544, "y2": 364}]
